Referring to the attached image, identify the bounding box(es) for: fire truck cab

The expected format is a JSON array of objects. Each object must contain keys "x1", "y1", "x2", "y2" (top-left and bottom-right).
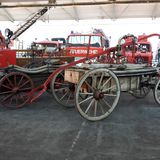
[
  {"x1": 119, "y1": 34, "x2": 152, "y2": 65},
  {"x1": 66, "y1": 29, "x2": 109, "y2": 58}
]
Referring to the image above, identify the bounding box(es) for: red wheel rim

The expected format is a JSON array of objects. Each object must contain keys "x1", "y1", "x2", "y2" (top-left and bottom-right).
[{"x1": 0, "y1": 72, "x2": 34, "y2": 109}]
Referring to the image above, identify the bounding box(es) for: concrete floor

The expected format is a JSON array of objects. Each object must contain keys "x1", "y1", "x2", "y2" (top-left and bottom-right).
[{"x1": 0, "y1": 92, "x2": 160, "y2": 160}]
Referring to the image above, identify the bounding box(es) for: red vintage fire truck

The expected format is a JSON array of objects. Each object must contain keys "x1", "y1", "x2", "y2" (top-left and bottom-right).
[
  {"x1": 66, "y1": 29, "x2": 110, "y2": 58},
  {"x1": 119, "y1": 34, "x2": 152, "y2": 65}
]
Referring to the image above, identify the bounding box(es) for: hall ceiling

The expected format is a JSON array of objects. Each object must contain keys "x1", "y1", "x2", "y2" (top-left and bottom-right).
[{"x1": 0, "y1": 0, "x2": 160, "y2": 21}]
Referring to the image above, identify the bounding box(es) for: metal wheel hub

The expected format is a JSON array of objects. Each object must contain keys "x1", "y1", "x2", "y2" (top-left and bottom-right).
[
  {"x1": 93, "y1": 90, "x2": 104, "y2": 100},
  {"x1": 69, "y1": 84, "x2": 75, "y2": 92},
  {"x1": 12, "y1": 86, "x2": 19, "y2": 93}
]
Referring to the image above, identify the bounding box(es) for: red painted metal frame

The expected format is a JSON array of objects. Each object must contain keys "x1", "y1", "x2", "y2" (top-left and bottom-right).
[
  {"x1": 29, "y1": 33, "x2": 160, "y2": 103},
  {"x1": 0, "y1": 50, "x2": 16, "y2": 68}
]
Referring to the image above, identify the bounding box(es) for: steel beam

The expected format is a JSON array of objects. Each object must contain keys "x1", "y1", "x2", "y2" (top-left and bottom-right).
[{"x1": 0, "y1": 1, "x2": 160, "y2": 8}]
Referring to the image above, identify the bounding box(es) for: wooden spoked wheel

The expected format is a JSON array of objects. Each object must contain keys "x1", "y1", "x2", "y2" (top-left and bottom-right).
[
  {"x1": 130, "y1": 86, "x2": 150, "y2": 98},
  {"x1": 51, "y1": 70, "x2": 75, "y2": 107},
  {"x1": 0, "y1": 72, "x2": 34, "y2": 109},
  {"x1": 75, "y1": 68, "x2": 120, "y2": 121},
  {"x1": 154, "y1": 79, "x2": 160, "y2": 104}
]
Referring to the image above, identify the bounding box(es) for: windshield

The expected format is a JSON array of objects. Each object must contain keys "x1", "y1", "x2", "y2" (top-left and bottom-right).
[
  {"x1": 138, "y1": 44, "x2": 150, "y2": 52},
  {"x1": 68, "y1": 35, "x2": 102, "y2": 47}
]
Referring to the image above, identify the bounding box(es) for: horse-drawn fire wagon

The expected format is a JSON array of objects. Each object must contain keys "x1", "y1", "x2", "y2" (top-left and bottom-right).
[{"x1": 0, "y1": 33, "x2": 160, "y2": 122}]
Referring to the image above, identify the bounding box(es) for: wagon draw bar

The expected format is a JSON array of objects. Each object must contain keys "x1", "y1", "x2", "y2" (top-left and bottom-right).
[{"x1": 29, "y1": 33, "x2": 160, "y2": 103}]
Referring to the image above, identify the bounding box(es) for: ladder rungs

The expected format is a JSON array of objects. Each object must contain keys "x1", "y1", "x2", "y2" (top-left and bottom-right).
[{"x1": 11, "y1": 7, "x2": 50, "y2": 40}]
